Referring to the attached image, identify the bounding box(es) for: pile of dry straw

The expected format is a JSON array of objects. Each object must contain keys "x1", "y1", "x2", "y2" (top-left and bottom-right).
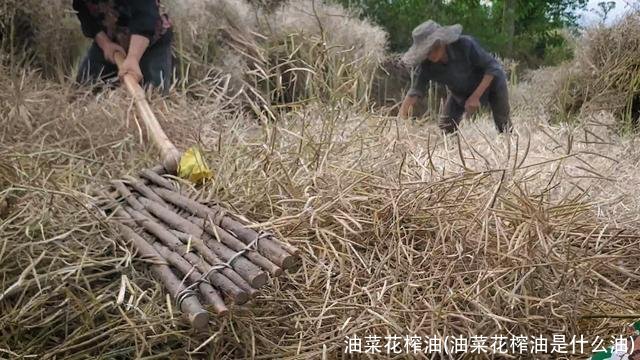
[
  {"x1": 550, "y1": 11, "x2": 640, "y2": 127},
  {"x1": 1, "y1": 0, "x2": 639, "y2": 358}
]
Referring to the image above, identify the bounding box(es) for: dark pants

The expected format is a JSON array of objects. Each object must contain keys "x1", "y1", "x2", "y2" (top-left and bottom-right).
[
  {"x1": 438, "y1": 78, "x2": 512, "y2": 133},
  {"x1": 76, "y1": 33, "x2": 173, "y2": 92}
]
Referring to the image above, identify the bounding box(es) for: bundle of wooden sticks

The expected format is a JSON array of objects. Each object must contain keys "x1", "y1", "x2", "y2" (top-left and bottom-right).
[{"x1": 94, "y1": 166, "x2": 300, "y2": 329}]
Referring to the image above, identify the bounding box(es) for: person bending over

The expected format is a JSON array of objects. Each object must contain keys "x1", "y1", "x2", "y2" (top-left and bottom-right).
[
  {"x1": 399, "y1": 20, "x2": 511, "y2": 134},
  {"x1": 73, "y1": 0, "x2": 173, "y2": 90}
]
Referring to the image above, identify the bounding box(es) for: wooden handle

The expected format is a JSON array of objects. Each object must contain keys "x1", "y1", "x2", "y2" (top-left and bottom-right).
[{"x1": 114, "y1": 52, "x2": 181, "y2": 174}]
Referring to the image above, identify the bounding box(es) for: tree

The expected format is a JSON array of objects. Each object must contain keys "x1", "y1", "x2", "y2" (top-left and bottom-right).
[{"x1": 502, "y1": 0, "x2": 516, "y2": 56}]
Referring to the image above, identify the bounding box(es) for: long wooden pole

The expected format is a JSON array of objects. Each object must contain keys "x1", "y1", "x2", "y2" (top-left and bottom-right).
[{"x1": 114, "y1": 52, "x2": 181, "y2": 173}]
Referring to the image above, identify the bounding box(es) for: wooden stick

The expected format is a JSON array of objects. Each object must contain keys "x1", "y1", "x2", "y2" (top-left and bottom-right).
[
  {"x1": 114, "y1": 52, "x2": 181, "y2": 174},
  {"x1": 150, "y1": 165, "x2": 166, "y2": 175},
  {"x1": 187, "y1": 216, "x2": 283, "y2": 277},
  {"x1": 105, "y1": 195, "x2": 250, "y2": 303},
  {"x1": 124, "y1": 207, "x2": 252, "y2": 304},
  {"x1": 151, "y1": 242, "x2": 228, "y2": 315},
  {"x1": 124, "y1": 177, "x2": 169, "y2": 207},
  {"x1": 138, "y1": 197, "x2": 268, "y2": 288},
  {"x1": 139, "y1": 169, "x2": 175, "y2": 190},
  {"x1": 103, "y1": 178, "x2": 264, "y2": 298},
  {"x1": 175, "y1": 239, "x2": 260, "y2": 300},
  {"x1": 117, "y1": 224, "x2": 209, "y2": 329},
  {"x1": 150, "y1": 187, "x2": 300, "y2": 267},
  {"x1": 111, "y1": 180, "x2": 146, "y2": 212},
  {"x1": 170, "y1": 230, "x2": 263, "y2": 299},
  {"x1": 132, "y1": 223, "x2": 228, "y2": 312}
]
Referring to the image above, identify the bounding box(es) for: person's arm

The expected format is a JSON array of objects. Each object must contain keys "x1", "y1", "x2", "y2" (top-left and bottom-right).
[
  {"x1": 73, "y1": 1, "x2": 125, "y2": 64},
  {"x1": 465, "y1": 74, "x2": 494, "y2": 114},
  {"x1": 465, "y1": 37, "x2": 503, "y2": 114},
  {"x1": 399, "y1": 66, "x2": 429, "y2": 119},
  {"x1": 127, "y1": 35, "x2": 150, "y2": 63},
  {"x1": 118, "y1": 0, "x2": 160, "y2": 82},
  {"x1": 95, "y1": 31, "x2": 126, "y2": 64},
  {"x1": 118, "y1": 35, "x2": 149, "y2": 83}
]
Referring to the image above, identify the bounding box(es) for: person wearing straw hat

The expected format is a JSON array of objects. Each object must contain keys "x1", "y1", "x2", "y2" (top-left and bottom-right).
[
  {"x1": 73, "y1": 0, "x2": 173, "y2": 91},
  {"x1": 399, "y1": 20, "x2": 511, "y2": 134}
]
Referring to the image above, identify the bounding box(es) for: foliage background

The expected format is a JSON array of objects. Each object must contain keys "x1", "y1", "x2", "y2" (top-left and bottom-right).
[{"x1": 335, "y1": 0, "x2": 589, "y2": 67}]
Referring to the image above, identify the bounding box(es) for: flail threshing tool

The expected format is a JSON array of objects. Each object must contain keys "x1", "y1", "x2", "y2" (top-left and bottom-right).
[{"x1": 92, "y1": 52, "x2": 300, "y2": 329}]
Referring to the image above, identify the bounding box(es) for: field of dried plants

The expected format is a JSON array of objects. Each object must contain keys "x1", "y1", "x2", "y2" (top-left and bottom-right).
[{"x1": 1, "y1": 1, "x2": 639, "y2": 359}]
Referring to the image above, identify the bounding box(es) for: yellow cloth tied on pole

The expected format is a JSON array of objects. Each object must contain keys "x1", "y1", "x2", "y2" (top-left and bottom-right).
[{"x1": 178, "y1": 146, "x2": 213, "y2": 183}]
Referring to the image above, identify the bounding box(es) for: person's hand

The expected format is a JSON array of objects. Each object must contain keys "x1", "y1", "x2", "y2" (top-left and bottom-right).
[
  {"x1": 398, "y1": 105, "x2": 408, "y2": 120},
  {"x1": 94, "y1": 32, "x2": 125, "y2": 64},
  {"x1": 464, "y1": 96, "x2": 481, "y2": 115},
  {"x1": 101, "y1": 41, "x2": 126, "y2": 64},
  {"x1": 399, "y1": 95, "x2": 418, "y2": 120},
  {"x1": 118, "y1": 56, "x2": 143, "y2": 84}
]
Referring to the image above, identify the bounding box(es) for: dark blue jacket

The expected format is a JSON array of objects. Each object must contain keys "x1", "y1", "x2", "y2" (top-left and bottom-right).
[{"x1": 409, "y1": 35, "x2": 505, "y2": 98}]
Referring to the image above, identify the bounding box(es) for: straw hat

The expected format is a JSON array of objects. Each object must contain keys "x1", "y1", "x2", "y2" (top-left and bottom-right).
[{"x1": 401, "y1": 20, "x2": 463, "y2": 67}]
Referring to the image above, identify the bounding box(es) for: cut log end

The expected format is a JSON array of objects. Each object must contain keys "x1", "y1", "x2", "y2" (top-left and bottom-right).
[
  {"x1": 272, "y1": 267, "x2": 284, "y2": 277},
  {"x1": 248, "y1": 288, "x2": 260, "y2": 299},
  {"x1": 279, "y1": 242, "x2": 301, "y2": 256},
  {"x1": 215, "y1": 307, "x2": 229, "y2": 317},
  {"x1": 188, "y1": 311, "x2": 210, "y2": 330},
  {"x1": 281, "y1": 255, "x2": 301, "y2": 270},
  {"x1": 251, "y1": 272, "x2": 269, "y2": 288},
  {"x1": 233, "y1": 291, "x2": 251, "y2": 305},
  {"x1": 285, "y1": 260, "x2": 302, "y2": 273}
]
